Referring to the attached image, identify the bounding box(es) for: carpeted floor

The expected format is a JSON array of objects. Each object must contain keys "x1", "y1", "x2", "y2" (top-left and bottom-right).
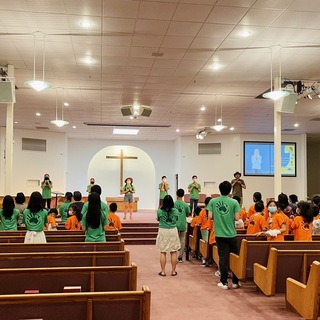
[{"x1": 127, "y1": 244, "x2": 302, "y2": 320}]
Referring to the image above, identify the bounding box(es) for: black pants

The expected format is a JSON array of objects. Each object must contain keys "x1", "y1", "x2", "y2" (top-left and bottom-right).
[
  {"x1": 43, "y1": 198, "x2": 51, "y2": 209},
  {"x1": 216, "y1": 236, "x2": 239, "y2": 285},
  {"x1": 190, "y1": 199, "x2": 198, "y2": 213}
]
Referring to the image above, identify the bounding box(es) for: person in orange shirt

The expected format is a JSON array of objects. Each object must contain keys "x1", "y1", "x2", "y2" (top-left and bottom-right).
[
  {"x1": 107, "y1": 203, "x2": 122, "y2": 231},
  {"x1": 46, "y1": 208, "x2": 58, "y2": 230},
  {"x1": 246, "y1": 201, "x2": 267, "y2": 235},
  {"x1": 277, "y1": 193, "x2": 292, "y2": 234},
  {"x1": 291, "y1": 201, "x2": 313, "y2": 241},
  {"x1": 190, "y1": 206, "x2": 202, "y2": 227},
  {"x1": 256, "y1": 200, "x2": 286, "y2": 241},
  {"x1": 233, "y1": 196, "x2": 246, "y2": 229},
  {"x1": 65, "y1": 204, "x2": 81, "y2": 230},
  {"x1": 247, "y1": 192, "x2": 268, "y2": 221}
]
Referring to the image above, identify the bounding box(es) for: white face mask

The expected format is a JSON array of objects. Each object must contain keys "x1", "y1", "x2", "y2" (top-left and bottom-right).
[
  {"x1": 193, "y1": 179, "x2": 197, "y2": 182},
  {"x1": 163, "y1": 179, "x2": 166, "y2": 183}
]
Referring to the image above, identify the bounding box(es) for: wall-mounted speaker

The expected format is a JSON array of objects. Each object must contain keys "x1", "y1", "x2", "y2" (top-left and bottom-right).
[
  {"x1": 277, "y1": 93, "x2": 297, "y2": 114},
  {"x1": 0, "y1": 81, "x2": 15, "y2": 104}
]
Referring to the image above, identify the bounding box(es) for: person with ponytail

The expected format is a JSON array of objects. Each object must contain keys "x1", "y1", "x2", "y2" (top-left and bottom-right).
[
  {"x1": 156, "y1": 195, "x2": 180, "y2": 276},
  {"x1": 291, "y1": 201, "x2": 314, "y2": 241},
  {"x1": 0, "y1": 195, "x2": 19, "y2": 231}
]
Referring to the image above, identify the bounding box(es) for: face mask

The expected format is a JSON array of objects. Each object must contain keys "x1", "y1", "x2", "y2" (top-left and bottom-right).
[
  {"x1": 163, "y1": 179, "x2": 166, "y2": 183},
  {"x1": 193, "y1": 179, "x2": 197, "y2": 182},
  {"x1": 268, "y1": 207, "x2": 277, "y2": 213}
]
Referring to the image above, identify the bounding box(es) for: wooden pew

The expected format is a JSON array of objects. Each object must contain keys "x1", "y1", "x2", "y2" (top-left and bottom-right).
[
  {"x1": 0, "y1": 240, "x2": 125, "y2": 253},
  {"x1": 286, "y1": 261, "x2": 320, "y2": 320},
  {"x1": 188, "y1": 225, "x2": 200, "y2": 258},
  {"x1": 254, "y1": 248, "x2": 320, "y2": 296},
  {"x1": 0, "y1": 263, "x2": 137, "y2": 294},
  {"x1": 14, "y1": 229, "x2": 118, "y2": 235},
  {"x1": 0, "y1": 233, "x2": 121, "y2": 243},
  {"x1": 0, "y1": 250, "x2": 130, "y2": 268},
  {"x1": 230, "y1": 239, "x2": 320, "y2": 281},
  {"x1": 0, "y1": 285, "x2": 151, "y2": 320}
]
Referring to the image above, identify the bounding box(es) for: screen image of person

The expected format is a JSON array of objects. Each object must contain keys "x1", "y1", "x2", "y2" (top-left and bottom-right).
[{"x1": 251, "y1": 148, "x2": 262, "y2": 173}]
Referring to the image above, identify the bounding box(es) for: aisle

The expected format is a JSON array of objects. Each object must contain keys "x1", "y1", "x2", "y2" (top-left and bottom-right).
[{"x1": 127, "y1": 245, "x2": 301, "y2": 320}]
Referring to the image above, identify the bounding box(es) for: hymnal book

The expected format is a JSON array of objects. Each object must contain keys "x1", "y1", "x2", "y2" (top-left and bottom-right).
[{"x1": 63, "y1": 286, "x2": 81, "y2": 293}]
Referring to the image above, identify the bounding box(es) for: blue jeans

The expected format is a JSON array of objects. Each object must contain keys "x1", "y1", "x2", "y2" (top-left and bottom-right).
[
  {"x1": 190, "y1": 199, "x2": 198, "y2": 213},
  {"x1": 216, "y1": 236, "x2": 239, "y2": 285}
]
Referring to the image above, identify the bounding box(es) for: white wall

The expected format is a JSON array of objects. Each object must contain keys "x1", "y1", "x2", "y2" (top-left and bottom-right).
[
  {"x1": 0, "y1": 128, "x2": 67, "y2": 196},
  {"x1": 67, "y1": 139, "x2": 175, "y2": 210}
]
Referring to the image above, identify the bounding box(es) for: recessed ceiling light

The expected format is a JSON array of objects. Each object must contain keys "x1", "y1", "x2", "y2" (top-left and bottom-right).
[
  {"x1": 230, "y1": 127, "x2": 235, "y2": 131},
  {"x1": 217, "y1": 118, "x2": 222, "y2": 122},
  {"x1": 64, "y1": 102, "x2": 69, "y2": 107},
  {"x1": 36, "y1": 112, "x2": 41, "y2": 116},
  {"x1": 176, "y1": 129, "x2": 180, "y2": 132},
  {"x1": 294, "y1": 123, "x2": 299, "y2": 127},
  {"x1": 129, "y1": 116, "x2": 134, "y2": 120},
  {"x1": 209, "y1": 64, "x2": 220, "y2": 70},
  {"x1": 80, "y1": 20, "x2": 91, "y2": 28},
  {"x1": 73, "y1": 125, "x2": 77, "y2": 129},
  {"x1": 200, "y1": 106, "x2": 206, "y2": 111},
  {"x1": 84, "y1": 57, "x2": 94, "y2": 64},
  {"x1": 113, "y1": 128, "x2": 139, "y2": 135},
  {"x1": 240, "y1": 31, "x2": 251, "y2": 37},
  {"x1": 14, "y1": 121, "x2": 18, "y2": 124}
]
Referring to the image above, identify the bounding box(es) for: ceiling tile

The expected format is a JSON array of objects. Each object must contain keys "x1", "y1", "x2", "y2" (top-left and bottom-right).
[
  {"x1": 198, "y1": 23, "x2": 234, "y2": 38},
  {"x1": 162, "y1": 36, "x2": 194, "y2": 49},
  {"x1": 135, "y1": 19, "x2": 170, "y2": 35},
  {"x1": 239, "y1": 8, "x2": 283, "y2": 26},
  {"x1": 103, "y1": 0, "x2": 139, "y2": 18},
  {"x1": 138, "y1": 2, "x2": 177, "y2": 20},
  {"x1": 103, "y1": 17, "x2": 135, "y2": 33},
  {"x1": 173, "y1": 4, "x2": 213, "y2": 22},
  {"x1": 206, "y1": 6, "x2": 248, "y2": 24},
  {"x1": 132, "y1": 34, "x2": 164, "y2": 48},
  {"x1": 253, "y1": 0, "x2": 295, "y2": 10},
  {"x1": 167, "y1": 21, "x2": 202, "y2": 37},
  {"x1": 216, "y1": 0, "x2": 256, "y2": 7}
]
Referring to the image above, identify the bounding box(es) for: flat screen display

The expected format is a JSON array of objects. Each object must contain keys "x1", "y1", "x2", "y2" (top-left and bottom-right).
[{"x1": 243, "y1": 141, "x2": 296, "y2": 177}]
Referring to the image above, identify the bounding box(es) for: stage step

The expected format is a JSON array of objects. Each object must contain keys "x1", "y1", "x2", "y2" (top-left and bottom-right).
[{"x1": 120, "y1": 222, "x2": 158, "y2": 245}]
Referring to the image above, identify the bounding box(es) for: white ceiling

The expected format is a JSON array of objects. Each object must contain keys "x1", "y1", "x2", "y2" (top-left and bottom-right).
[{"x1": 1, "y1": 0, "x2": 320, "y2": 141}]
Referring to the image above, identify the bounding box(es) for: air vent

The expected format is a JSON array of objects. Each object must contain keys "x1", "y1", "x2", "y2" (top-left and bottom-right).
[
  {"x1": 22, "y1": 138, "x2": 46, "y2": 152},
  {"x1": 151, "y1": 52, "x2": 164, "y2": 57},
  {"x1": 35, "y1": 126, "x2": 49, "y2": 130},
  {"x1": 282, "y1": 129, "x2": 296, "y2": 132},
  {"x1": 310, "y1": 118, "x2": 320, "y2": 121}
]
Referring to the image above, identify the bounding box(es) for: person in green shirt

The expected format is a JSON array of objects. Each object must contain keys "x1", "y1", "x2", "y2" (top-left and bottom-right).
[
  {"x1": 87, "y1": 178, "x2": 95, "y2": 194},
  {"x1": 81, "y1": 192, "x2": 108, "y2": 242},
  {"x1": 188, "y1": 175, "x2": 201, "y2": 214},
  {"x1": 207, "y1": 181, "x2": 241, "y2": 290},
  {"x1": 82, "y1": 185, "x2": 109, "y2": 218},
  {"x1": 23, "y1": 191, "x2": 48, "y2": 243},
  {"x1": 59, "y1": 192, "x2": 73, "y2": 223},
  {"x1": 231, "y1": 171, "x2": 246, "y2": 207},
  {"x1": 156, "y1": 195, "x2": 180, "y2": 277},
  {"x1": 121, "y1": 178, "x2": 136, "y2": 220},
  {"x1": 174, "y1": 189, "x2": 191, "y2": 263},
  {"x1": 41, "y1": 173, "x2": 53, "y2": 209},
  {"x1": 0, "y1": 195, "x2": 19, "y2": 231},
  {"x1": 158, "y1": 176, "x2": 169, "y2": 208}
]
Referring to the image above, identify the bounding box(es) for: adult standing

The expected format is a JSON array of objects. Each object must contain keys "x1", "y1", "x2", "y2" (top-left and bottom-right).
[
  {"x1": 188, "y1": 175, "x2": 201, "y2": 213},
  {"x1": 121, "y1": 177, "x2": 135, "y2": 220},
  {"x1": 207, "y1": 181, "x2": 241, "y2": 290},
  {"x1": 87, "y1": 178, "x2": 95, "y2": 194},
  {"x1": 231, "y1": 171, "x2": 246, "y2": 206},
  {"x1": 156, "y1": 195, "x2": 180, "y2": 276},
  {"x1": 159, "y1": 176, "x2": 169, "y2": 208},
  {"x1": 41, "y1": 173, "x2": 53, "y2": 209}
]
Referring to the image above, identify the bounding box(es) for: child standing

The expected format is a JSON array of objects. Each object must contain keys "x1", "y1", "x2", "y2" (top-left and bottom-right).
[
  {"x1": 233, "y1": 196, "x2": 246, "y2": 229},
  {"x1": 59, "y1": 192, "x2": 73, "y2": 223},
  {"x1": 174, "y1": 189, "x2": 191, "y2": 263},
  {"x1": 107, "y1": 203, "x2": 122, "y2": 231},
  {"x1": 121, "y1": 178, "x2": 136, "y2": 220},
  {"x1": 65, "y1": 204, "x2": 81, "y2": 230},
  {"x1": 291, "y1": 201, "x2": 313, "y2": 241},
  {"x1": 46, "y1": 208, "x2": 58, "y2": 230},
  {"x1": 0, "y1": 195, "x2": 19, "y2": 231},
  {"x1": 246, "y1": 201, "x2": 267, "y2": 235}
]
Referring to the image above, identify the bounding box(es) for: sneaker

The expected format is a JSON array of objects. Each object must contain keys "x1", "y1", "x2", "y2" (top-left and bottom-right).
[
  {"x1": 215, "y1": 270, "x2": 221, "y2": 277},
  {"x1": 201, "y1": 258, "x2": 206, "y2": 265},
  {"x1": 217, "y1": 282, "x2": 228, "y2": 290},
  {"x1": 231, "y1": 282, "x2": 241, "y2": 289},
  {"x1": 178, "y1": 257, "x2": 183, "y2": 263}
]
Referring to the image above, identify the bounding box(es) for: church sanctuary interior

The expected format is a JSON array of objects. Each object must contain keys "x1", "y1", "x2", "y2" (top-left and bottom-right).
[{"x1": 1, "y1": 1, "x2": 320, "y2": 319}]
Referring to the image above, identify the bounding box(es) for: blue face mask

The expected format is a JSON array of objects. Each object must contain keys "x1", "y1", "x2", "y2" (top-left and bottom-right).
[{"x1": 268, "y1": 207, "x2": 277, "y2": 213}]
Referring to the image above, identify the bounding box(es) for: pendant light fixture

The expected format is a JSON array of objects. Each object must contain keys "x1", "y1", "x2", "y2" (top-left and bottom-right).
[
  {"x1": 51, "y1": 88, "x2": 69, "y2": 127},
  {"x1": 262, "y1": 47, "x2": 289, "y2": 101},
  {"x1": 24, "y1": 32, "x2": 52, "y2": 91},
  {"x1": 210, "y1": 95, "x2": 227, "y2": 132}
]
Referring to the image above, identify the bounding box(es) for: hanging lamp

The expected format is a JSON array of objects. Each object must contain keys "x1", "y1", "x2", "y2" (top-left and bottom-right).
[
  {"x1": 210, "y1": 95, "x2": 227, "y2": 132},
  {"x1": 50, "y1": 88, "x2": 69, "y2": 127}
]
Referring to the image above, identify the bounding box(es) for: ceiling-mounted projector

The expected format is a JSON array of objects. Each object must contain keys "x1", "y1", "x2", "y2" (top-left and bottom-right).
[{"x1": 121, "y1": 104, "x2": 152, "y2": 119}]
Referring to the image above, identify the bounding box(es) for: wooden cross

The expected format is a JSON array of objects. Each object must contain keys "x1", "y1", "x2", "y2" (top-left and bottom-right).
[{"x1": 106, "y1": 149, "x2": 138, "y2": 190}]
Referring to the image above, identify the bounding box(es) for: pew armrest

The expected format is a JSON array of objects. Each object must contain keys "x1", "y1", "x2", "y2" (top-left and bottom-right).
[
  {"x1": 199, "y1": 240, "x2": 209, "y2": 259},
  {"x1": 230, "y1": 239, "x2": 248, "y2": 280}
]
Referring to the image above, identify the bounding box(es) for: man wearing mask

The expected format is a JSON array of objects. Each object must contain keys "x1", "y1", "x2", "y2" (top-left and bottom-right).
[
  {"x1": 158, "y1": 176, "x2": 169, "y2": 208},
  {"x1": 87, "y1": 178, "x2": 95, "y2": 194},
  {"x1": 188, "y1": 175, "x2": 201, "y2": 214}
]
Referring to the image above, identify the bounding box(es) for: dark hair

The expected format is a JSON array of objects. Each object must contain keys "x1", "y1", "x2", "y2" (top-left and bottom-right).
[
  {"x1": 204, "y1": 197, "x2": 212, "y2": 218},
  {"x1": 194, "y1": 206, "x2": 201, "y2": 216},
  {"x1": 289, "y1": 194, "x2": 298, "y2": 204},
  {"x1": 161, "y1": 176, "x2": 166, "y2": 179},
  {"x1": 176, "y1": 189, "x2": 184, "y2": 198},
  {"x1": 219, "y1": 181, "x2": 231, "y2": 196},
  {"x1": 15, "y1": 192, "x2": 26, "y2": 204},
  {"x1": 43, "y1": 174, "x2": 51, "y2": 183},
  {"x1": 253, "y1": 192, "x2": 262, "y2": 202},
  {"x1": 90, "y1": 185, "x2": 102, "y2": 195},
  {"x1": 233, "y1": 195, "x2": 241, "y2": 204},
  {"x1": 86, "y1": 192, "x2": 102, "y2": 229},
  {"x1": 2, "y1": 195, "x2": 14, "y2": 218},
  {"x1": 124, "y1": 177, "x2": 133, "y2": 184},
  {"x1": 109, "y1": 202, "x2": 117, "y2": 213},
  {"x1": 312, "y1": 195, "x2": 320, "y2": 206},
  {"x1": 65, "y1": 192, "x2": 73, "y2": 202},
  {"x1": 255, "y1": 201, "x2": 265, "y2": 213},
  {"x1": 312, "y1": 205, "x2": 319, "y2": 218},
  {"x1": 267, "y1": 200, "x2": 278, "y2": 208},
  {"x1": 27, "y1": 191, "x2": 43, "y2": 213},
  {"x1": 48, "y1": 208, "x2": 58, "y2": 215},
  {"x1": 192, "y1": 175, "x2": 197, "y2": 179},
  {"x1": 278, "y1": 193, "x2": 289, "y2": 206},
  {"x1": 161, "y1": 195, "x2": 175, "y2": 222},
  {"x1": 73, "y1": 191, "x2": 82, "y2": 201},
  {"x1": 297, "y1": 201, "x2": 314, "y2": 224},
  {"x1": 69, "y1": 204, "x2": 82, "y2": 222}
]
